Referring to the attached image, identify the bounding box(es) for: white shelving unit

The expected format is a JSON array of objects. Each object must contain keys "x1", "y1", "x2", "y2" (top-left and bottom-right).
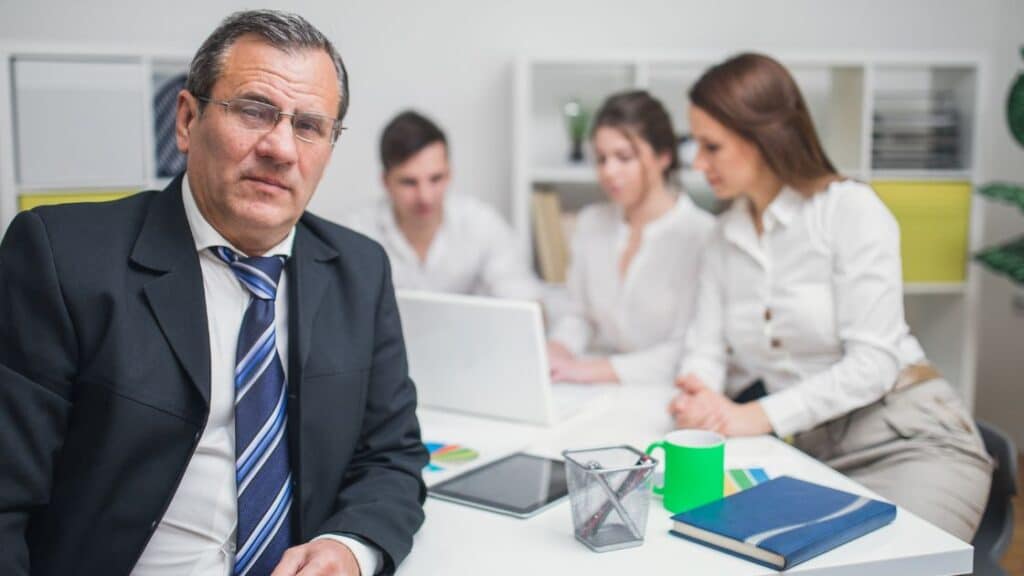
[
  {"x1": 514, "y1": 52, "x2": 986, "y2": 410},
  {"x1": 0, "y1": 45, "x2": 192, "y2": 231}
]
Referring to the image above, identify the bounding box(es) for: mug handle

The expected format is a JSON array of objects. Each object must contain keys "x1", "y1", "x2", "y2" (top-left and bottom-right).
[{"x1": 645, "y1": 442, "x2": 665, "y2": 495}]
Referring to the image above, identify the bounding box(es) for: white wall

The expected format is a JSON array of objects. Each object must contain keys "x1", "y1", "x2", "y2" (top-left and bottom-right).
[
  {"x1": 0, "y1": 0, "x2": 1014, "y2": 215},
  {"x1": 2, "y1": 0, "x2": 1022, "y2": 445},
  {"x1": 973, "y1": 0, "x2": 1024, "y2": 450}
]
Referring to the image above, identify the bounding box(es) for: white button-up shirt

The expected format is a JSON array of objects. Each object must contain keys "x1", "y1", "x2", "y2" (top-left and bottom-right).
[
  {"x1": 342, "y1": 194, "x2": 540, "y2": 300},
  {"x1": 550, "y1": 194, "x2": 716, "y2": 385},
  {"x1": 131, "y1": 176, "x2": 379, "y2": 576},
  {"x1": 678, "y1": 180, "x2": 927, "y2": 437}
]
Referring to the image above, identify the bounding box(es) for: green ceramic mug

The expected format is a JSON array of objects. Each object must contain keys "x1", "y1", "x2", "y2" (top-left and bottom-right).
[{"x1": 645, "y1": 429, "x2": 724, "y2": 513}]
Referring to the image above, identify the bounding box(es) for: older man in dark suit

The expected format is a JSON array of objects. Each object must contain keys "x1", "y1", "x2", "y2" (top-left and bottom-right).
[{"x1": 0, "y1": 10, "x2": 427, "y2": 576}]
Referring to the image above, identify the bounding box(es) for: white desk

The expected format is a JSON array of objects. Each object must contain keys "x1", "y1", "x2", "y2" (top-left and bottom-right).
[{"x1": 404, "y1": 386, "x2": 973, "y2": 575}]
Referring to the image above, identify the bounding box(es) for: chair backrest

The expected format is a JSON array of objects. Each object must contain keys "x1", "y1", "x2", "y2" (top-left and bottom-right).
[{"x1": 973, "y1": 420, "x2": 1018, "y2": 572}]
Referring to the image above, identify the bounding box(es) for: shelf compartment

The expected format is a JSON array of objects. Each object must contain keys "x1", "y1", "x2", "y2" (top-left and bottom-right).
[{"x1": 530, "y1": 62, "x2": 636, "y2": 167}]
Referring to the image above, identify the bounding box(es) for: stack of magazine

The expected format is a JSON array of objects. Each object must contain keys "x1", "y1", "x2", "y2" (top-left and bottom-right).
[{"x1": 872, "y1": 90, "x2": 961, "y2": 170}]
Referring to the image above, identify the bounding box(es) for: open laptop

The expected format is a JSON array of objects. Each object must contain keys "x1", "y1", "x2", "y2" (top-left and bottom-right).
[{"x1": 396, "y1": 290, "x2": 604, "y2": 425}]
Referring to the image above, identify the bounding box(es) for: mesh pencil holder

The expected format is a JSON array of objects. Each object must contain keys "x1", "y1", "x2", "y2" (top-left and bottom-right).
[{"x1": 563, "y1": 445, "x2": 657, "y2": 552}]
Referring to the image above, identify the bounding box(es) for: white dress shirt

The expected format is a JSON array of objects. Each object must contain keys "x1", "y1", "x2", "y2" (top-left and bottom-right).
[
  {"x1": 678, "y1": 180, "x2": 927, "y2": 438},
  {"x1": 343, "y1": 194, "x2": 541, "y2": 300},
  {"x1": 132, "y1": 176, "x2": 379, "y2": 576},
  {"x1": 550, "y1": 194, "x2": 716, "y2": 385}
]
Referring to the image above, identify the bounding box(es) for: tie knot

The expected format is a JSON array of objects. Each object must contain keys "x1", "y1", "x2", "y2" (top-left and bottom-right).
[{"x1": 212, "y1": 246, "x2": 287, "y2": 301}]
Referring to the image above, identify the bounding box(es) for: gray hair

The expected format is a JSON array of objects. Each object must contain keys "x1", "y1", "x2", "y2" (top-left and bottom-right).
[{"x1": 186, "y1": 10, "x2": 349, "y2": 120}]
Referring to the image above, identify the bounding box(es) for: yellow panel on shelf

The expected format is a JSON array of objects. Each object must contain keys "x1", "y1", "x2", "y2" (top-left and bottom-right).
[
  {"x1": 872, "y1": 180, "x2": 971, "y2": 283},
  {"x1": 19, "y1": 190, "x2": 136, "y2": 211}
]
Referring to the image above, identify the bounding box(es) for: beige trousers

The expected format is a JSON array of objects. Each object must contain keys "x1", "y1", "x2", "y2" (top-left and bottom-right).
[{"x1": 792, "y1": 378, "x2": 993, "y2": 542}]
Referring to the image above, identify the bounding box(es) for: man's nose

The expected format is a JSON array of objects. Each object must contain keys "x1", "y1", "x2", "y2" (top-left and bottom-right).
[{"x1": 255, "y1": 117, "x2": 300, "y2": 164}]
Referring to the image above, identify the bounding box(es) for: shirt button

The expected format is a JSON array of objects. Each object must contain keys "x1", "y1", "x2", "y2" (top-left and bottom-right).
[
  {"x1": 764, "y1": 308, "x2": 772, "y2": 322},
  {"x1": 150, "y1": 520, "x2": 158, "y2": 530},
  {"x1": 770, "y1": 338, "x2": 782, "y2": 349}
]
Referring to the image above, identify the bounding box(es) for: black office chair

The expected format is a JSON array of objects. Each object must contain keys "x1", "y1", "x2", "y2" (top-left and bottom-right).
[{"x1": 972, "y1": 420, "x2": 1019, "y2": 576}]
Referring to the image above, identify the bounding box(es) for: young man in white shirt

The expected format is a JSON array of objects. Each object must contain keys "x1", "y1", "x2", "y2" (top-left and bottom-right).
[{"x1": 344, "y1": 111, "x2": 540, "y2": 300}]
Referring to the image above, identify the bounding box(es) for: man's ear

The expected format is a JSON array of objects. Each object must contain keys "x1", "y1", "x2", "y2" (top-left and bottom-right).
[{"x1": 175, "y1": 90, "x2": 198, "y2": 154}]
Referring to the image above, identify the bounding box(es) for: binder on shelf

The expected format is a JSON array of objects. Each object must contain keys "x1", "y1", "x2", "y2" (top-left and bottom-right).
[
  {"x1": 152, "y1": 72, "x2": 188, "y2": 178},
  {"x1": 873, "y1": 180, "x2": 971, "y2": 283},
  {"x1": 531, "y1": 188, "x2": 569, "y2": 283},
  {"x1": 19, "y1": 190, "x2": 136, "y2": 211}
]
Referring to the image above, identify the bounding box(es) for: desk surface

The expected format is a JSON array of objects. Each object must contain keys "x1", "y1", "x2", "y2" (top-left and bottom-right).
[{"x1": 404, "y1": 386, "x2": 973, "y2": 575}]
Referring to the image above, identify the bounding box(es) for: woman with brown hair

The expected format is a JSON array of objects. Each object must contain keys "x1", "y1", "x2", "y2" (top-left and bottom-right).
[
  {"x1": 547, "y1": 90, "x2": 715, "y2": 385},
  {"x1": 669, "y1": 53, "x2": 992, "y2": 541}
]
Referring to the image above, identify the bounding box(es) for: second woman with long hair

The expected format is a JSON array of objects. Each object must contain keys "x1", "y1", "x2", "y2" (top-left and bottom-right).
[{"x1": 547, "y1": 90, "x2": 715, "y2": 385}]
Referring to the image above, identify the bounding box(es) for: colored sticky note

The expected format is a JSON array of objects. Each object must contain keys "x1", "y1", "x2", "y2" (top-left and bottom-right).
[{"x1": 724, "y1": 468, "x2": 769, "y2": 496}]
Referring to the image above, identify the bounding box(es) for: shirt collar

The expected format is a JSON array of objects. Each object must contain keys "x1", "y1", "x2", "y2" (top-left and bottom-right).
[
  {"x1": 653, "y1": 193, "x2": 696, "y2": 234},
  {"x1": 181, "y1": 173, "x2": 295, "y2": 258},
  {"x1": 721, "y1": 196, "x2": 754, "y2": 247},
  {"x1": 377, "y1": 196, "x2": 421, "y2": 263},
  {"x1": 721, "y1": 185, "x2": 805, "y2": 242},
  {"x1": 377, "y1": 194, "x2": 452, "y2": 266},
  {"x1": 763, "y1": 186, "x2": 804, "y2": 230},
  {"x1": 613, "y1": 192, "x2": 695, "y2": 238}
]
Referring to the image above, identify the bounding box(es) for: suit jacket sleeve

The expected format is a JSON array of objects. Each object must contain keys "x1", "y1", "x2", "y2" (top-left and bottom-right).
[
  {"x1": 0, "y1": 211, "x2": 79, "y2": 575},
  {"x1": 317, "y1": 249, "x2": 427, "y2": 574}
]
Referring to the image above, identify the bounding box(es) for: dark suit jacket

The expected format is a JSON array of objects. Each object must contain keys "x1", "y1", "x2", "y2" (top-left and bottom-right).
[{"x1": 0, "y1": 176, "x2": 428, "y2": 575}]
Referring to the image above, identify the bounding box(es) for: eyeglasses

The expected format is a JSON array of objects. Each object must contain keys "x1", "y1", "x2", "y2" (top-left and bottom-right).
[{"x1": 197, "y1": 97, "x2": 345, "y2": 145}]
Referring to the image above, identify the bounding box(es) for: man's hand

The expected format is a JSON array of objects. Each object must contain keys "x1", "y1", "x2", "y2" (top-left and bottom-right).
[
  {"x1": 271, "y1": 539, "x2": 361, "y2": 576},
  {"x1": 668, "y1": 374, "x2": 772, "y2": 437}
]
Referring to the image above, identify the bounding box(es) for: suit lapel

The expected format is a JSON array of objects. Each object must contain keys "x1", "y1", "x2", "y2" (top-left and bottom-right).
[
  {"x1": 130, "y1": 176, "x2": 212, "y2": 407},
  {"x1": 287, "y1": 219, "x2": 339, "y2": 538},
  {"x1": 289, "y1": 221, "x2": 339, "y2": 374}
]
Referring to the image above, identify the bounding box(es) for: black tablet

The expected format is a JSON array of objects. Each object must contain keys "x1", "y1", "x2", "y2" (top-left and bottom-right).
[{"x1": 428, "y1": 453, "x2": 568, "y2": 518}]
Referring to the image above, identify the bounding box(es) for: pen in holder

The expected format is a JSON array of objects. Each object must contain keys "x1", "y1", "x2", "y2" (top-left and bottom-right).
[{"x1": 563, "y1": 445, "x2": 657, "y2": 552}]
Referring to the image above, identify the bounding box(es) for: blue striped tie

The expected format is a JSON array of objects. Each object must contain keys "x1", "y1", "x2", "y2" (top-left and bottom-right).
[{"x1": 212, "y1": 246, "x2": 293, "y2": 576}]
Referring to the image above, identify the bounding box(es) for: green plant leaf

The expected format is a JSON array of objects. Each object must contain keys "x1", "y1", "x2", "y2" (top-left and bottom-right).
[
  {"x1": 975, "y1": 234, "x2": 1024, "y2": 285},
  {"x1": 978, "y1": 182, "x2": 1024, "y2": 214},
  {"x1": 1009, "y1": 52, "x2": 1024, "y2": 147},
  {"x1": 563, "y1": 99, "x2": 590, "y2": 141}
]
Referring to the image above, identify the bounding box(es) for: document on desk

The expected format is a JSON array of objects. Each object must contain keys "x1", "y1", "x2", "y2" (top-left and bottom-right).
[
  {"x1": 417, "y1": 408, "x2": 549, "y2": 486},
  {"x1": 550, "y1": 382, "x2": 614, "y2": 422}
]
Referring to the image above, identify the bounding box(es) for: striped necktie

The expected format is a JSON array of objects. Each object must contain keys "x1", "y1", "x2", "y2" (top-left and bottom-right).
[{"x1": 212, "y1": 246, "x2": 293, "y2": 576}]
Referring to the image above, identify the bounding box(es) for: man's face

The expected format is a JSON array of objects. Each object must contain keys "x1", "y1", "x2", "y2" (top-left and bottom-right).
[
  {"x1": 382, "y1": 141, "x2": 450, "y2": 227},
  {"x1": 176, "y1": 35, "x2": 341, "y2": 254}
]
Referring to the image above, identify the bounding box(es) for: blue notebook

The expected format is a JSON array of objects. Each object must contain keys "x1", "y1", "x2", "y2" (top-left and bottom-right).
[{"x1": 670, "y1": 475, "x2": 896, "y2": 570}]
